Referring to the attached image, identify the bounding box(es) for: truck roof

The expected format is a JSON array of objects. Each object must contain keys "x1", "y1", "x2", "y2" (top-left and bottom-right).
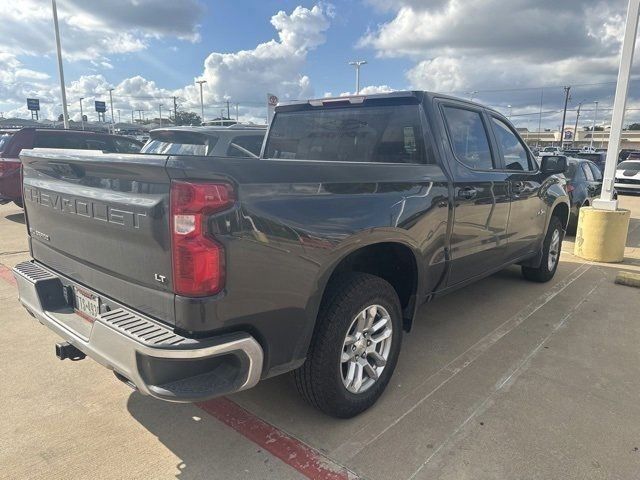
[
  {"x1": 276, "y1": 90, "x2": 502, "y2": 116},
  {"x1": 150, "y1": 125, "x2": 266, "y2": 135}
]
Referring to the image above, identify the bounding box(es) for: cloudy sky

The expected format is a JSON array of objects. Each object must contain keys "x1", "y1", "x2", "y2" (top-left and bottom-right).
[{"x1": 0, "y1": 0, "x2": 638, "y2": 128}]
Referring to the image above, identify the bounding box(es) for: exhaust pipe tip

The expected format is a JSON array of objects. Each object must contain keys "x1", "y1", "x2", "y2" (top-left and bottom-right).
[{"x1": 55, "y1": 342, "x2": 86, "y2": 361}]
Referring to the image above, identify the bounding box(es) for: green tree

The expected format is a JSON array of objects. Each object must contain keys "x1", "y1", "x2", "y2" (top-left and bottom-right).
[
  {"x1": 174, "y1": 110, "x2": 202, "y2": 126},
  {"x1": 627, "y1": 123, "x2": 640, "y2": 131}
]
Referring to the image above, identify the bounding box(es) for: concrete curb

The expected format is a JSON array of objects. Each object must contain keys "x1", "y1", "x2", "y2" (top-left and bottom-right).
[{"x1": 615, "y1": 271, "x2": 640, "y2": 289}]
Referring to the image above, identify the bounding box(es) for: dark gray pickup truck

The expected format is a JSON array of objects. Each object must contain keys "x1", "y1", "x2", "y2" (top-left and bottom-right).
[{"x1": 13, "y1": 91, "x2": 569, "y2": 418}]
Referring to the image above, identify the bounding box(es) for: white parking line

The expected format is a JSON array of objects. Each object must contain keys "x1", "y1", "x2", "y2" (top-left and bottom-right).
[
  {"x1": 406, "y1": 274, "x2": 604, "y2": 479},
  {"x1": 335, "y1": 262, "x2": 592, "y2": 461}
]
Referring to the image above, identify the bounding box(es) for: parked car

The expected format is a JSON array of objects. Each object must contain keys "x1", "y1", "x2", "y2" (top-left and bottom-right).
[
  {"x1": 0, "y1": 128, "x2": 142, "y2": 207},
  {"x1": 619, "y1": 149, "x2": 640, "y2": 162},
  {"x1": 141, "y1": 125, "x2": 266, "y2": 158},
  {"x1": 573, "y1": 151, "x2": 607, "y2": 172},
  {"x1": 13, "y1": 91, "x2": 569, "y2": 418},
  {"x1": 542, "y1": 146, "x2": 562, "y2": 154},
  {"x1": 564, "y1": 158, "x2": 603, "y2": 232},
  {"x1": 615, "y1": 159, "x2": 640, "y2": 195}
]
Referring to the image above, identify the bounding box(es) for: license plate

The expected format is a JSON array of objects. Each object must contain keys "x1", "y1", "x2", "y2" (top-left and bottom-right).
[{"x1": 74, "y1": 287, "x2": 100, "y2": 322}]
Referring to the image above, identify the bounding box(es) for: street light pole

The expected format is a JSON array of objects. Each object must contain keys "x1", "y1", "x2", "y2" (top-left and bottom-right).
[
  {"x1": 537, "y1": 88, "x2": 544, "y2": 148},
  {"x1": 196, "y1": 80, "x2": 207, "y2": 123},
  {"x1": 159, "y1": 104, "x2": 162, "y2": 127},
  {"x1": 572, "y1": 101, "x2": 583, "y2": 146},
  {"x1": 348, "y1": 60, "x2": 367, "y2": 94},
  {"x1": 594, "y1": 0, "x2": 640, "y2": 210},
  {"x1": 559, "y1": 86, "x2": 571, "y2": 148},
  {"x1": 108, "y1": 88, "x2": 115, "y2": 133},
  {"x1": 590, "y1": 101, "x2": 599, "y2": 149},
  {"x1": 79, "y1": 97, "x2": 84, "y2": 130},
  {"x1": 51, "y1": 0, "x2": 69, "y2": 129}
]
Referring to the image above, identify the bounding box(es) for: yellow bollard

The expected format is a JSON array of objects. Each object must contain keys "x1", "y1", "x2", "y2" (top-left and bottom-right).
[{"x1": 574, "y1": 207, "x2": 631, "y2": 263}]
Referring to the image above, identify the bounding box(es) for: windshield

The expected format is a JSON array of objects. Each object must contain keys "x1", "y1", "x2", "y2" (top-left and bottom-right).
[
  {"x1": 264, "y1": 104, "x2": 427, "y2": 164},
  {"x1": 141, "y1": 140, "x2": 207, "y2": 155},
  {"x1": 618, "y1": 161, "x2": 640, "y2": 171},
  {"x1": 0, "y1": 133, "x2": 14, "y2": 152}
]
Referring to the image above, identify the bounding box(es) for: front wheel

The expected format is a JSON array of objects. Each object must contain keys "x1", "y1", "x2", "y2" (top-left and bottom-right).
[
  {"x1": 294, "y1": 273, "x2": 402, "y2": 418},
  {"x1": 522, "y1": 216, "x2": 564, "y2": 283}
]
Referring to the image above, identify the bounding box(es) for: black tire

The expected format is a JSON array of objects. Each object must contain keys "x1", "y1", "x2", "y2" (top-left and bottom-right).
[
  {"x1": 522, "y1": 216, "x2": 564, "y2": 283},
  {"x1": 567, "y1": 201, "x2": 587, "y2": 235},
  {"x1": 294, "y1": 272, "x2": 402, "y2": 418}
]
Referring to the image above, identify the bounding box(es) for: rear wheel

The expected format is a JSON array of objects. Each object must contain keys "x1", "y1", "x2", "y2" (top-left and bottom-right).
[
  {"x1": 522, "y1": 216, "x2": 564, "y2": 283},
  {"x1": 294, "y1": 273, "x2": 402, "y2": 418}
]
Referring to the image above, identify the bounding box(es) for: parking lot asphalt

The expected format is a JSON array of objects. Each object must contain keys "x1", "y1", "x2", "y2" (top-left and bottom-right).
[{"x1": 2, "y1": 196, "x2": 640, "y2": 480}]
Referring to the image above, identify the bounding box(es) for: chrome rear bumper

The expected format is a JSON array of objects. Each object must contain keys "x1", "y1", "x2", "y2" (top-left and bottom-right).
[{"x1": 13, "y1": 261, "x2": 264, "y2": 402}]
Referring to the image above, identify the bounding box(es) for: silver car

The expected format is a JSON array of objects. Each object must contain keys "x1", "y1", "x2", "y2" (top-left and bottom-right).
[{"x1": 141, "y1": 125, "x2": 267, "y2": 158}]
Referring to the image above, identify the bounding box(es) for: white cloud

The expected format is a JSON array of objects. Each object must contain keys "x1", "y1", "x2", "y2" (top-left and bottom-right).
[
  {"x1": 339, "y1": 85, "x2": 395, "y2": 96},
  {"x1": 0, "y1": 0, "x2": 204, "y2": 64},
  {"x1": 1, "y1": 4, "x2": 333, "y2": 124},
  {"x1": 185, "y1": 4, "x2": 333, "y2": 107},
  {"x1": 357, "y1": 0, "x2": 640, "y2": 127}
]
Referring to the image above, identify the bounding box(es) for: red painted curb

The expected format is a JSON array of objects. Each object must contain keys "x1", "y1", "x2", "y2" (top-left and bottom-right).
[
  {"x1": 198, "y1": 397, "x2": 355, "y2": 480},
  {"x1": 0, "y1": 264, "x2": 17, "y2": 286}
]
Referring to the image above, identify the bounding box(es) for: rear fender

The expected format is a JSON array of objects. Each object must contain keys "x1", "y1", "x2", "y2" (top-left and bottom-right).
[{"x1": 291, "y1": 230, "x2": 428, "y2": 365}]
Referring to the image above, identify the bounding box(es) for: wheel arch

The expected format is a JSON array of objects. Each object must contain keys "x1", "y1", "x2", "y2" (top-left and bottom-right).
[
  {"x1": 322, "y1": 242, "x2": 420, "y2": 328},
  {"x1": 550, "y1": 200, "x2": 570, "y2": 230}
]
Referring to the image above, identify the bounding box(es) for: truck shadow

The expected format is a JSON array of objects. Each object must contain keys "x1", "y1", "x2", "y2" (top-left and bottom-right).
[
  {"x1": 127, "y1": 391, "x2": 301, "y2": 479},
  {"x1": 5, "y1": 212, "x2": 25, "y2": 224}
]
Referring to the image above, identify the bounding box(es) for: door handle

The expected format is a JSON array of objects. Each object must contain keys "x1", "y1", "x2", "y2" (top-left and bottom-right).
[{"x1": 458, "y1": 187, "x2": 477, "y2": 200}]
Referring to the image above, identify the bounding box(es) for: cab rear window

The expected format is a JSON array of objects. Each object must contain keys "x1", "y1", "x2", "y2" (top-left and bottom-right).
[{"x1": 264, "y1": 105, "x2": 428, "y2": 164}]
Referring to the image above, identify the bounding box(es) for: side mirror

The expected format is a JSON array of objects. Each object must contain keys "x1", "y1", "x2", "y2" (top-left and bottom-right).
[{"x1": 540, "y1": 155, "x2": 567, "y2": 175}]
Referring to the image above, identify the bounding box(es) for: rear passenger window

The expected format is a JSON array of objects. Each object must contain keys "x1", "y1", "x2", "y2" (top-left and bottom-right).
[
  {"x1": 113, "y1": 138, "x2": 142, "y2": 153},
  {"x1": 491, "y1": 117, "x2": 534, "y2": 171},
  {"x1": 588, "y1": 163, "x2": 602, "y2": 180},
  {"x1": 35, "y1": 132, "x2": 87, "y2": 149},
  {"x1": 582, "y1": 163, "x2": 595, "y2": 181},
  {"x1": 85, "y1": 139, "x2": 109, "y2": 150},
  {"x1": 442, "y1": 106, "x2": 493, "y2": 170},
  {"x1": 226, "y1": 135, "x2": 264, "y2": 157}
]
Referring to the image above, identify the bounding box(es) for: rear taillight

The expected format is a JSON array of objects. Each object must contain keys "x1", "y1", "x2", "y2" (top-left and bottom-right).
[
  {"x1": 566, "y1": 184, "x2": 575, "y2": 193},
  {"x1": 170, "y1": 180, "x2": 235, "y2": 297},
  {"x1": 0, "y1": 158, "x2": 21, "y2": 178}
]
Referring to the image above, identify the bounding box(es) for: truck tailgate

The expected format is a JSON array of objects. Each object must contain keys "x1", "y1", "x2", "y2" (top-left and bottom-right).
[{"x1": 20, "y1": 149, "x2": 175, "y2": 323}]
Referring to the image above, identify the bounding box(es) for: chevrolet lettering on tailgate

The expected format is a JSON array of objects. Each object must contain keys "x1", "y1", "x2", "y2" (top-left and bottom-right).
[{"x1": 23, "y1": 186, "x2": 147, "y2": 229}]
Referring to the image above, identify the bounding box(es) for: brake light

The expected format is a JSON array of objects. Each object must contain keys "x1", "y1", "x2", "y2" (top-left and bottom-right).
[
  {"x1": 566, "y1": 184, "x2": 575, "y2": 193},
  {"x1": 170, "y1": 180, "x2": 235, "y2": 296},
  {"x1": 0, "y1": 158, "x2": 21, "y2": 178}
]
